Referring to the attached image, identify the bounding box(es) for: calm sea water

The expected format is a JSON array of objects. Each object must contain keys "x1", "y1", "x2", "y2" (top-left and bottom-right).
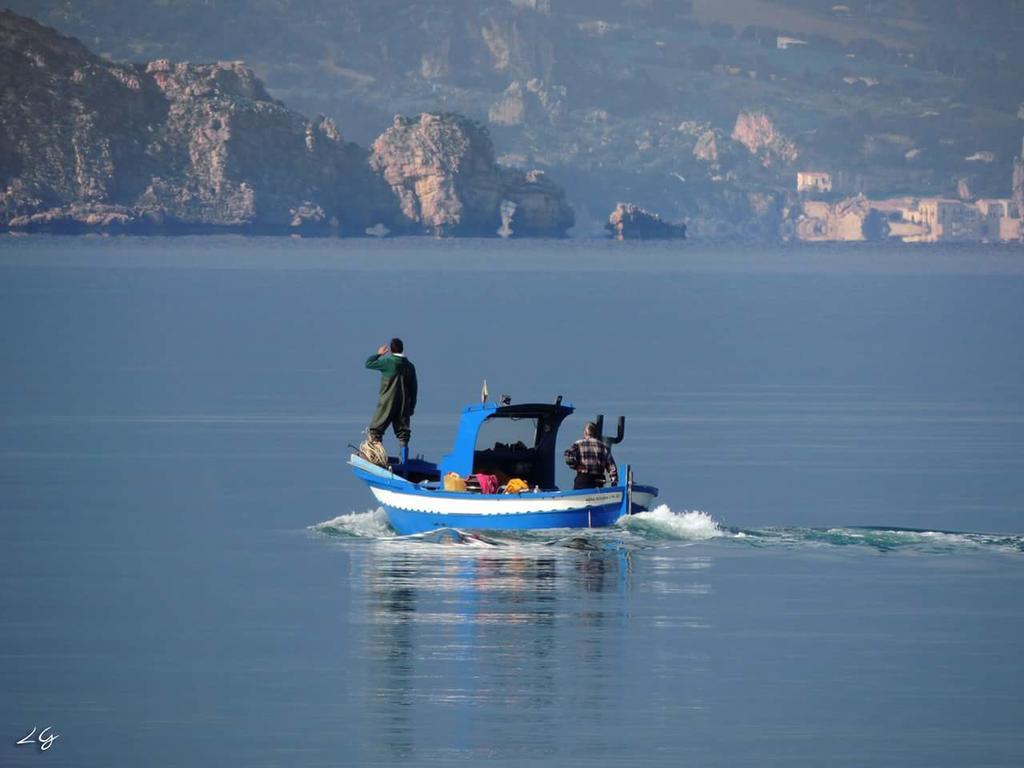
[{"x1": 2, "y1": 236, "x2": 1023, "y2": 767}]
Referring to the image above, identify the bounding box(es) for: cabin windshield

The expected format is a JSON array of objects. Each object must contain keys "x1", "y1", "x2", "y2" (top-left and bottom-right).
[
  {"x1": 477, "y1": 415, "x2": 538, "y2": 449},
  {"x1": 473, "y1": 415, "x2": 548, "y2": 488}
]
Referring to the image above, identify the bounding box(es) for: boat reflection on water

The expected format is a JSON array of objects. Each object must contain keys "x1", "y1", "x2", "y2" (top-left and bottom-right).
[{"x1": 347, "y1": 538, "x2": 713, "y2": 762}]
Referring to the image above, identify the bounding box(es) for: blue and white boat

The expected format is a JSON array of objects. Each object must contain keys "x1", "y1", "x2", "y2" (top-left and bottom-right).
[{"x1": 349, "y1": 397, "x2": 658, "y2": 535}]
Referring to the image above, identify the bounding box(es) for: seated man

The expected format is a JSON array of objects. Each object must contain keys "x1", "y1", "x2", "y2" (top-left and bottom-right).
[{"x1": 563, "y1": 422, "x2": 618, "y2": 489}]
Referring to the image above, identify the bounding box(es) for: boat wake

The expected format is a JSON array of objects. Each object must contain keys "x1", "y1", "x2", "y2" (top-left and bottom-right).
[
  {"x1": 729, "y1": 525, "x2": 1024, "y2": 554},
  {"x1": 310, "y1": 506, "x2": 1023, "y2": 555},
  {"x1": 619, "y1": 505, "x2": 723, "y2": 540},
  {"x1": 311, "y1": 508, "x2": 395, "y2": 539}
]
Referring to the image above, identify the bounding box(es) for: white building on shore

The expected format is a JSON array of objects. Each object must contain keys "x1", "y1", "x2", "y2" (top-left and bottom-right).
[
  {"x1": 792, "y1": 197, "x2": 1021, "y2": 243},
  {"x1": 796, "y1": 171, "x2": 832, "y2": 193}
]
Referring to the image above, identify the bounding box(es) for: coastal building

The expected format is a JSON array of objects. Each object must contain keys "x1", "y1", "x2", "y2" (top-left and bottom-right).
[
  {"x1": 905, "y1": 199, "x2": 980, "y2": 242},
  {"x1": 797, "y1": 171, "x2": 832, "y2": 193},
  {"x1": 976, "y1": 199, "x2": 1021, "y2": 242},
  {"x1": 793, "y1": 196, "x2": 871, "y2": 241},
  {"x1": 1013, "y1": 138, "x2": 1024, "y2": 216},
  {"x1": 886, "y1": 219, "x2": 928, "y2": 241},
  {"x1": 792, "y1": 196, "x2": 1020, "y2": 244},
  {"x1": 793, "y1": 201, "x2": 833, "y2": 240},
  {"x1": 791, "y1": 139, "x2": 1024, "y2": 243}
]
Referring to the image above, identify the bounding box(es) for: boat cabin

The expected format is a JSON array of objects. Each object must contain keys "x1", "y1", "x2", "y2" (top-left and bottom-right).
[{"x1": 438, "y1": 401, "x2": 574, "y2": 490}]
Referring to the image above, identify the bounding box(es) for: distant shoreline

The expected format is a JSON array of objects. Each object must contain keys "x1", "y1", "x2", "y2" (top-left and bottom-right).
[{"x1": 3, "y1": 230, "x2": 1022, "y2": 246}]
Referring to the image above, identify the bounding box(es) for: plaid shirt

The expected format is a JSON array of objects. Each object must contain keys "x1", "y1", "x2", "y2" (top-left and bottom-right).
[{"x1": 564, "y1": 437, "x2": 618, "y2": 484}]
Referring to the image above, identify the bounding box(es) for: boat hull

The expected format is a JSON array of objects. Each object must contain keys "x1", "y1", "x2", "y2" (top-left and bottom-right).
[
  {"x1": 372, "y1": 486, "x2": 626, "y2": 534},
  {"x1": 382, "y1": 504, "x2": 628, "y2": 534},
  {"x1": 349, "y1": 454, "x2": 657, "y2": 535}
]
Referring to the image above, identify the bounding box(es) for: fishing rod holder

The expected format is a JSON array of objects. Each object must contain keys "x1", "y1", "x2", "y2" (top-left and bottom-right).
[{"x1": 594, "y1": 414, "x2": 625, "y2": 446}]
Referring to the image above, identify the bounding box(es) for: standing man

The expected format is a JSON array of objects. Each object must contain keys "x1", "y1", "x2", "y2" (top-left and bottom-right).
[
  {"x1": 365, "y1": 338, "x2": 417, "y2": 459},
  {"x1": 564, "y1": 422, "x2": 618, "y2": 489}
]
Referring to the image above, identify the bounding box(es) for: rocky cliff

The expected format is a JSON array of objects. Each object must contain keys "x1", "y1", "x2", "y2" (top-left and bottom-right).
[
  {"x1": 10, "y1": 0, "x2": 1024, "y2": 241},
  {"x1": 370, "y1": 113, "x2": 573, "y2": 237},
  {"x1": 131, "y1": 59, "x2": 400, "y2": 233},
  {"x1": 0, "y1": 12, "x2": 572, "y2": 236},
  {"x1": 0, "y1": 12, "x2": 159, "y2": 228},
  {"x1": 731, "y1": 112, "x2": 799, "y2": 169},
  {"x1": 0, "y1": 12, "x2": 399, "y2": 233}
]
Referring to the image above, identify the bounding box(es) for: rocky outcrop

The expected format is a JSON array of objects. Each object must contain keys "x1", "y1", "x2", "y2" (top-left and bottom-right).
[
  {"x1": 8, "y1": 204, "x2": 137, "y2": 233},
  {"x1": 370, "y1": 113, "x2": 573, "y2": 236},
  {"x1": 489, "y1": 82, "x2": 533, "y2": 126},
  {"x1": 731, "y1": 111, "x2": 799, "y2": 168},
  {"x1": 606, "y1": 203, "x2": 686, "y2": 240},
  {"x1": 2, "y1": 12, "x2": 578, "y2": 237},
  {"x1": 499, "y1": 169, "x2": 573, "y2": 236},
  {"x1": 488, "y1": 79, "x2": 564, "y2": 126},
  {"x1": 0, "y1": 12, "x2": 402, "y2": 234},
  {"x1": 141, "y1": 60, "x2": 404, "y2": 233},
  {"x1": 693, "y1": 131, "x2": 720, "y2": 167},
  {"x1": 0, "y1": 12, "x2": 161, "y2": 226}
]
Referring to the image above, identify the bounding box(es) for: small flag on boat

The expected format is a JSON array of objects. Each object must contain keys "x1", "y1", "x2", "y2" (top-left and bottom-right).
[{"x1": 481, "y1": 379, "x2": 489, "y2": 402}]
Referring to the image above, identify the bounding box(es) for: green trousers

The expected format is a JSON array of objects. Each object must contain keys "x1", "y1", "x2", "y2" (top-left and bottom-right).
[{"x1": 368, "y1": 405, "x2": 411, "y2": 445}]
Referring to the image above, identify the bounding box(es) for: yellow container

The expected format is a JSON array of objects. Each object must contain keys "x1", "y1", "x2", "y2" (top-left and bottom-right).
[
  {"x1": 444, "y1": 472, "x2": 467, "y2": 492},
  {"x1": 504, "y1": 478, "x2": 529, "y2": 494}
]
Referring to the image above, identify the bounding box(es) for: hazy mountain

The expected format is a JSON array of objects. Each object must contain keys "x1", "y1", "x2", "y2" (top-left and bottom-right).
[{"x1": 7, "y1": 0, "x2": 1024, "y2": 236}]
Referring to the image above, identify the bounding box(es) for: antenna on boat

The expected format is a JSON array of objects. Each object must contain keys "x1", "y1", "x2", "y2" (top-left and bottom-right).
[{"x1": 481, "y1": 379, "x2": 489, "y2": 402}]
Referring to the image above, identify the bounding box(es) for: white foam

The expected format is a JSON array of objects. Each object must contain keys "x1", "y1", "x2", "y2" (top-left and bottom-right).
[
  {"x1": 620, "y1": 505, "x2": 723, "y2": 540},
  {"x1": 311, "y1": 508, "x2": 395, "y2": 538}
]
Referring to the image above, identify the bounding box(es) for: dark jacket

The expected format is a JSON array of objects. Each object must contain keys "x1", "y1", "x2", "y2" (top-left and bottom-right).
[{"x1": 365, "y1": 353, "x2": 417, "y2": 421}]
